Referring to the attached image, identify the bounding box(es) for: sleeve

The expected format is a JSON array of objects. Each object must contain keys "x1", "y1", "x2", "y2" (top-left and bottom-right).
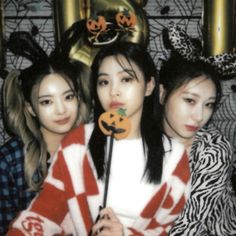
[
  {"x1": 0, "y1": 153, "x2": 38, "y2": 235},
  {"x1": 0, "y1": 157, "x2": 16, "y2": 235},
  {"x1": 169, "y1": 130, "x2": 236, "y2": 236},
  {"x1": 7, "y1": 148, "x2": 71, "y2": 236}
]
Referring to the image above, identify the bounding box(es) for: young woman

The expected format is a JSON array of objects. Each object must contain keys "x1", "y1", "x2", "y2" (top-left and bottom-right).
[
  {"x1": 7, "y1": 42, "x2": 190, "y2": 236},
  {"x1": 0, "y1": 54, "x2": 91, "y2": 235},
  {"x1": 157, "y1": 56, "x2": 236, "y2": 235}
]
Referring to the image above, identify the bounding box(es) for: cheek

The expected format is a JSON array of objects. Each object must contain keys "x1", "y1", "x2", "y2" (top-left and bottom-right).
[
  {"x1": 165, "y1": 101, "x2": 181, "y2": 118},
  {"x1": 37, "y1": 107, "x2": 54, "y2": 122},
  {"x1": 97, "y1": 88, "x2": 108, "y2": 105},
  {"x1": 68, "y1": 101, "x2": 79, "y2": 112},
  {"x1": 129, "y1": 85, "x2": 145, "y2": 97},
  {"x1": 97, "y1": 87, "x2": 103, "y2": 99},
  {"x1": 204, "y1": 109, "x2": 214, "y2": 123}
]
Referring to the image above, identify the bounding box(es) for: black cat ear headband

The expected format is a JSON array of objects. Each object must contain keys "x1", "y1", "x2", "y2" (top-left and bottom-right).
[{"x1": 167, "y1": 21, "x2": 236, "y2": 79}]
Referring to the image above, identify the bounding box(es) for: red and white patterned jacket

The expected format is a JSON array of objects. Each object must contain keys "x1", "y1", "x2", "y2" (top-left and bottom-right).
[{"x1": 7, "y1": 123, "x2": 190, "y2": 236}]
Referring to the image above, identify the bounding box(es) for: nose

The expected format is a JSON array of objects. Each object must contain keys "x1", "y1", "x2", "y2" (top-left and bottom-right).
[
  {"x1": 110, "y1": 83, "x2": 120, "y2": 97},
  {"x1": 192, "y1": 105, "x2": 204, "y2": 123},
  {"x1": 55, "y1": 99, "x2": 66, "y2": 114}
]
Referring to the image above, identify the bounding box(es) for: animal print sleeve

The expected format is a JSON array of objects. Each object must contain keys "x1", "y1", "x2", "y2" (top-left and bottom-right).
[{"x1": 169, "y1": 128, "x2": 236, "y2": 236}]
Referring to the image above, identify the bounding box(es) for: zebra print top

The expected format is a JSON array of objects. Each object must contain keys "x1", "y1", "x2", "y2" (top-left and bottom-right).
[{"x1": 169, "y1": 127, "x2": 236, "y2": 236}]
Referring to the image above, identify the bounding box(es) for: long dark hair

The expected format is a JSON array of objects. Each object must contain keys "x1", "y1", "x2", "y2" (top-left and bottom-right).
[
  {"x1": 89, "y1": 42, "x2": 165, "y2": 183},
  {"x1": 3, "y1": 31, "x2": 92, "y2": 190}
]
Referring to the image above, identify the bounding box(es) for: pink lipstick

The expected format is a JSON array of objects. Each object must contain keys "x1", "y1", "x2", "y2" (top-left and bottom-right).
[
  {"x1": 185, "y1": 125, "x2": 199, "y2": 132},
  {"x1": 109, "y1": 102, "x2": 124, "y2": 109},
  {"x1": 54, "y1": 117, "x2": 70, "y2": 125}
]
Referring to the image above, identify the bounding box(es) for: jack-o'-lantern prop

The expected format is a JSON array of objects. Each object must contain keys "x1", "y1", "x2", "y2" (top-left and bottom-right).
[
  {"x1": 98, "y1": 109, "x2": 131, "y2": 210},
  {"x1": 86, "y1": 16, "x2": 107, "y2": 35},
  {"x1": 116, "y1": 9, "x2": 137, "y2": 28},
  {"x1": 98, "y1": 108, "x2": 131, "y2": 140},
  {"x1": 53, "y1": 0, "x2": 149, "y2": 66}
]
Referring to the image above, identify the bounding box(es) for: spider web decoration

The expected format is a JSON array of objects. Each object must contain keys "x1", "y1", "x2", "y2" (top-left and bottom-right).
[
  {"x1": 4, "y1": 0, "x2": 54, "y2": 70},
  {"x1": 145, "y1": 0, "x2": 202, "y2": 69},
  {"x1": 0, "y1": 0, "x2": 55, "y2": 144}
]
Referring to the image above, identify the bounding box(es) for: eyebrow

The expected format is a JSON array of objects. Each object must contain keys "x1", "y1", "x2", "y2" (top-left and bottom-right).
[
  {"x1": 38, "y1": 89, "x2": 74, "y2": 99},
  {"x1": 183, "y1": 91, "x2": 216, "y2": 100},
  {"x1": 98, "y1": 69, "x2": 136, "y2": 77}
]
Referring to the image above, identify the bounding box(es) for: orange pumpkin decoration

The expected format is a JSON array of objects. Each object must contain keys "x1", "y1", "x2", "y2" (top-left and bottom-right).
[
  {"x1": 86, "y1": 15, "x2": 107, "y2": 34},
  {"x1": 98, "y1": 108, "x2": 131, "y2": 140},
  {"x1": 115, "y1": 9, "x2": 137, "y2": 28}
]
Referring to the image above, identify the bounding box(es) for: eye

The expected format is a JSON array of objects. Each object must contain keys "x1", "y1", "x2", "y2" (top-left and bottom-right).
[
  {"x1": 39, "y1": 99, "x2": 52, "y2": 106},
  {"x1": 184, "y1": 98, "x2": 195, "y2": 104},
  {"x1": 121, "y1": 77, "x2": 134, "y2": 83},
  {"x1": 205, "y1": 102, "x2": 215, "y2": 109},
  {"x1": 97, "y1": 79, "x2": 109, "y2": 86},
  {"x1": 65, "y1": 93, "x2": 76, "y2": 100}
]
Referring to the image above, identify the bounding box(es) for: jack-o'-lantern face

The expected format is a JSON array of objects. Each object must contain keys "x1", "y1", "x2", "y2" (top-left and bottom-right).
[
  {"x1": 115, "y1": 9, "x2": 137, "y2": 28},
  {"x1": 86, "y1": 15, "x2": 107, "y2": 34},
  {"x1": 98, "y1": 109, "x2": 131, "y2": 140}
]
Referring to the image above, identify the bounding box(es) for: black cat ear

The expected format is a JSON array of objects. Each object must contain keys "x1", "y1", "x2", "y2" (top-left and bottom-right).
[
  {"x1": 7, "y1": 31, "x2": 48, "y2": 63},
  {"x1": 51, "y1": 19, "x2": 87, "y2": 61}
]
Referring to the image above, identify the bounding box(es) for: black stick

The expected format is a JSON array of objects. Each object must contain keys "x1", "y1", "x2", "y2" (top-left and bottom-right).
[
  {"x1": 89, "y1": 133, "x2": 114, "y2": 235},
  {"x1": 103, "y1": 132, "x2": 114, "y2": 208}
]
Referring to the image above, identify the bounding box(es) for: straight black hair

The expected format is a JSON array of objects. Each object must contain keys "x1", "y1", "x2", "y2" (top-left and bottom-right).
[{"x1": 89, "y1": 42, "x2": 165, "y2": 183}]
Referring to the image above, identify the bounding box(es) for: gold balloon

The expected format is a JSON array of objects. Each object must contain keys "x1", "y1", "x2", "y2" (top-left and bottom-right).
[
  {"x1": 53, "y1": 0, "x2": 149, "y2": 66},
  {"x1": 53, "y1": 0, "x2": 91, "y2": 43},
  {"x1": 203, "y1": 0, "x2": 236, "y2": 56},
  {"x1": 133, "y1": 0, "x2": 148, "y2": 7}
]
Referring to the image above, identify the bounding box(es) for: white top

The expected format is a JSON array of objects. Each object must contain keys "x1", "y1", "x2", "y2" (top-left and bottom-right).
[
  {"x1": 96, "y1": 136, "x2": 186, "y2": 227},
  {"x1": 106, "y1": 138, "x2": 157, "y2": 226}
]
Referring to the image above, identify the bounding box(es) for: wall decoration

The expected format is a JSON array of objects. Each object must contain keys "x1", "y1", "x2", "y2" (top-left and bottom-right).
[
  {"x1": 53, "y1": 0, "x2": 149, "y2": 66},
  {"x1": 3, "y1": 0, "x2": 54, "y2": 71}
]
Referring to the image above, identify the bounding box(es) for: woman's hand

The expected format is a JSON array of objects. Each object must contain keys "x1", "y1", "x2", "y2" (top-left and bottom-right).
[{"x1": 92, "y1": 207, "x2": 124, "y2": 236}]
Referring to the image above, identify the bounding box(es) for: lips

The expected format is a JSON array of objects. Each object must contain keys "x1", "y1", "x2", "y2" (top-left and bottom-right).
[
  {"x1": 109, "y1": 101, "x2": 124, "y2": 109},
  {"x1": 54, "y1": 117, "x2": 70, "y2": 125},
  {"x1": 185, "y1": 125, "x2": 199, "y2": 132}
]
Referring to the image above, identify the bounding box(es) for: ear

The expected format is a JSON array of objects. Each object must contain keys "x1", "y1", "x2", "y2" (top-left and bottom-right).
[
  {"x1": 145, "y1": 77, "x2": 155, "y2": 96},
  {"x1": 159, "y1": 84, "x2": 166, "y2": 105},
  {"x1": 25, "y1": 102, "x2": 36, "y2": 117}
]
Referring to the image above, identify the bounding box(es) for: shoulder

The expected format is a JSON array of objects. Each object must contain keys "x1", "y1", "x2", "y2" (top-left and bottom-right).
[
  {"x1": 192, "y1": 126, "x2": 232, "y2": 163},
  {"x1": 0, "y1": 136, "x2": 24, "y2": 166},
  {"x1": 61, "y1": 123, "x2": 95, "y2": 149},
  {"x1": 195, "y1": 126, "x2": 232, "y2": 150}
]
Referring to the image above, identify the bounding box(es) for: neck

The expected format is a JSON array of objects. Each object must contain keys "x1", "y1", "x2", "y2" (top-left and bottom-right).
[
  {"x1": 181, "y1": 138, "x2": 194, "y2": 155},
  {"x1": 41, "y1": 129, "x2": 65, "y2": 156},
  {"x1": 126, "y1": 114, "x2": 142, "y2": 139}
]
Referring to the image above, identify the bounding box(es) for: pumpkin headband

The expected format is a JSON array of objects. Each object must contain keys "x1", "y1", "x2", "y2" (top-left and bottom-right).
[
  {"x1": 167, "y1": 21, "x2": 236, "y2": 79},
  {"x1": 86, "y1": 9, "x2": 137, "y2": 46}
]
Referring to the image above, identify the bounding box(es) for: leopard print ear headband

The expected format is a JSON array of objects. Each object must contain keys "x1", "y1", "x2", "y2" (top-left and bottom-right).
[{"x1": 167, "y1": 21, "x2": 236, "y2": 79}]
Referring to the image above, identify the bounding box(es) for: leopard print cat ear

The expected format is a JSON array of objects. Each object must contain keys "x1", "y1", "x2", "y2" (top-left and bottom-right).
[
  {"x1": 167, "y1": 21, "x2": 201, "y2": 61},
  {"x1": 200, "y1": 53, "x2": 236, "y2": 78},
  {"x1": 167, "y1": 21, "x2": 236, "y2": 79}
]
